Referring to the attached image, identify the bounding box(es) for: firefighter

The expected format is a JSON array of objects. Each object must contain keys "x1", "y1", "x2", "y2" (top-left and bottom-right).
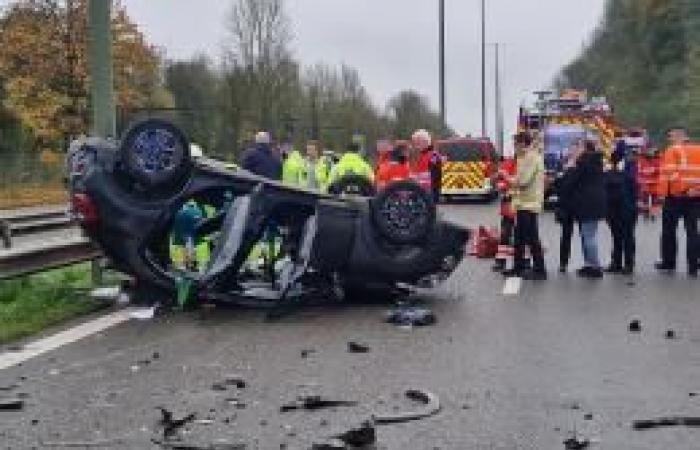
[
  {"x1": 411, "y1": 129, "x2": 443, "y2": 202},
  {"x1": 656, "y1": 126, "x2": 700, "y2": 277},
  {"x1": 376, "y1": 144, "x2": 411, "y2": 190},
  {"x1": 637, "y1": 146, "x2": 661, "y2": 220},
  {"x1": 328, "y1": 142, "x2": 375, "y2": 186},
  {"x1": 492, "y1": 153, "x2": 517, "y2": 272}
]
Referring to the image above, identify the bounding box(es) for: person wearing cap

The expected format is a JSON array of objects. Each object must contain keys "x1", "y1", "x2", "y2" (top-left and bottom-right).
[
  {"x1": 655, "y1": 126, "x2": 700, "y2": 277},
  {"x1": 240, "y1": 131, "x2": 282, "y2": 180},
  {"x1": 503, "y1": 131, "x2": 547, "y2": 280}
]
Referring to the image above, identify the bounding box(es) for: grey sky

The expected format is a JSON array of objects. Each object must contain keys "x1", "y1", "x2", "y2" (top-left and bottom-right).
[{"x1": 3, "y1": 0, "x2": 608, "y2": 139}]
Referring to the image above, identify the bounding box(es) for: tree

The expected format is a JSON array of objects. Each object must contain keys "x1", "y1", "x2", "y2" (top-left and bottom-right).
[
  {"x1": 0, "y1": 0, "x2": 170, "y2": 150},
  {"x1": 387, "y1": 90, "x2": 451, "y2": 140}
]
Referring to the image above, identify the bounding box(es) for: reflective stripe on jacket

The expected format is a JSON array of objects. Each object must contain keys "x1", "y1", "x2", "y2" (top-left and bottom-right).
[{"x1": 658, "y1": 144, "x2": 700, "y2": 198}]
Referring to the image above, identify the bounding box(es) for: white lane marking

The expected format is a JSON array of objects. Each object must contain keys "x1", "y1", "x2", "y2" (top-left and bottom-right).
[
  {"x1": 0, "y1": 308, "x2": 140, "y2": 371},
  {"x1": 502, "y1": 277, "x2": 522, "y2": 296}
]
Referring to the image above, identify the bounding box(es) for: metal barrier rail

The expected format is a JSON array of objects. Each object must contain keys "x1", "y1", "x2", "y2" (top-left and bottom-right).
[
  {"x1": 0, "y1": 237, "x2": 102, "y2": 280},
  {"x1": 0, "y1": 205, "x2": 74, "y2": 249}
]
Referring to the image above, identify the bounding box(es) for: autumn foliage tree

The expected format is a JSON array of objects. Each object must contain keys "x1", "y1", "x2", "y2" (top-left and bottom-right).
[{"x1": 0, "y1": 0, "x2": 171, "y2": 151}]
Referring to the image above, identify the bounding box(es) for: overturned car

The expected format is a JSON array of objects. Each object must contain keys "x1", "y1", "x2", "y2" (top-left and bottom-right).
[{"x1": 67, "y1": 120, "x2": 469, "y2": 306}]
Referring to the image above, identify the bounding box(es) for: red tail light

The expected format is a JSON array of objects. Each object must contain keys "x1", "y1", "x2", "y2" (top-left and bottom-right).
[{"x1": 71, "y1": 193, "x2": 100, "y2": 228}]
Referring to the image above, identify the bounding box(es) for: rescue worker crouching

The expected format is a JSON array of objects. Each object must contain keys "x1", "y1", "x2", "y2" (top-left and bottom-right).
[{"x1": 327, "y1": 142, "x2": 375, "y2": 194}]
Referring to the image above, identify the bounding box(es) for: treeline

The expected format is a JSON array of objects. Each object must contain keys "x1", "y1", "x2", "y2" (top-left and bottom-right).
[
  {"x1": 0, "y1": 0, "x2": 450, "y2": 163},
  {"x1": 164, "y1": 0, "x2": 451, "y2": 160},
  {"x1": 556, "y1": 0, "x2": 700, "y2": 143}
]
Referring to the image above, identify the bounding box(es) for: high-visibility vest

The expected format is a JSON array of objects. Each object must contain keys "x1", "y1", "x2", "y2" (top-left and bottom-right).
[
  {"x1": 328, "y1": 152, "x2": 375, "y2": 185},
  {"x1": 282, "y1": 150, "x2": 308, "y2": 187},
  {"x1": 637, "y1": 155, "x2": 660, "y2": 194},
  {"x1": 658, "y1": 144, "x2": 700, "y2": 198}
]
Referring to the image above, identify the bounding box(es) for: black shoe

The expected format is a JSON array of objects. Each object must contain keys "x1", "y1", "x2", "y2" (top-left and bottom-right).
[
  {"x1": 492, "y1": 261, "x2": 506, "y2": 272},
  {"x1": 559, "y1": 266, "x2": 567, "y2": 274},
  {"x1": 621, "y1": 266, "x2": 634, "y2": 276},
  {"x1": 522, "y1": 270, "x2": 547, "y2": 281},
  {"x1": 655, "y1": 262, "x2": 676, "y2": 273},
  {"x1": 577, "y1": 266, "x2": 603, "y2": 279},
  {"x1": 502, "y1": 268, "x2": 522, "y2": 278},
  {"x1": 604, "y1": 265, "x2": 623, "y2": 274}
]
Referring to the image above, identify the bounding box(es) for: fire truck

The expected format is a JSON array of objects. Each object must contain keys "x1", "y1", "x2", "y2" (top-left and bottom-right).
[{"x1": 518, "y1": 89, "x2": 619, "y2": 205}]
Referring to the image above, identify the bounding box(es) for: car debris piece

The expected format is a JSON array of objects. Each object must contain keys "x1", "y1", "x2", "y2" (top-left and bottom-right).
[
  {"x1": 280, "y1": 395, "x2": 357, "y2": 412},
  {"x1": 310, "y1": 439, "x2": 346, "y2": 450},
  {"x1": 632, "y1": 416, "x2": 700, "y2": 430},
  {"x1": 373, "y1": 389, "x2": 441, "y2": 424},
  {"x1": 159, "y1": 407, "x2": 197, "y2": 438},
  {"x1": 333, "y1": 421, "x2": 377, "y2": 447},
  {"x1": 583, "y1": 413, "x2": 593, "y2": 420},
  {"x1": 665, "y1": 329, "x2": 676, "y2": 339},
  {"x1": 301, "y1": 349, "x2": 316, "y2": 358},
  {"x1": 347, "y1": 341, "x2": 370, "y2": 354},
  {"x1": 224, "y1": 376, "x2": 246, "y2": 389},
  {"x1": 153, "y1": 440, "x2": 247, "y2": 450},
  {"x1": 385, "y1": 307, "x2": 436, "y2": 327},
  {"x1": 628, "y1": 320, "x2": 641, "y2": 332},
  {"x1": 0, "y1": 398, "x2": 24, "y2": 411},
  {"x1": 563, "y1": 436, "x2": 590, "y2": 449}
]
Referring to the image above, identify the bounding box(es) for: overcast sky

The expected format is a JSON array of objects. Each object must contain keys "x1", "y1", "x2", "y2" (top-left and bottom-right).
[{"x1": 3, "y1": 0, "x2": 608, "y2": 139}]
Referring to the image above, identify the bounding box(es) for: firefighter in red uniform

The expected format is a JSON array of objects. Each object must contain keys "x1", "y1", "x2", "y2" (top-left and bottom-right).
[
  {"x1": 493, "y1": 155, "x2": 517, "y2": 272},
  {"x1": 376, "y1": 144, "x2": 411, "y2": 190},
  {"x1": 410, "y1": 129, "x2": 443, "y2": 202},
  {"x1": 637, "y1": 147, "x2": 661, "y2": 220}
]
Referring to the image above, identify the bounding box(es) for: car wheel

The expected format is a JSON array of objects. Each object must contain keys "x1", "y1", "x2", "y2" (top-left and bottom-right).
[
  {"x1": 120, "y1": 119, "x2": 191, "y2": 191},
  {"x1": 328, "y1": 174, "x2": 376, "y2": 197},
  {"x1": 371, "y1": 180, "x2": 436, "y2": 245}
]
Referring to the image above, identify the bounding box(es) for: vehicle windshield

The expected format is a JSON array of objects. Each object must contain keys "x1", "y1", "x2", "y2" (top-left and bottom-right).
[
  {"x1": 441, "y1": 143, "x2": 491, "y2": 163},
  {"x1": 543, "y1": 124, "x2": 587, "y2": 171}
]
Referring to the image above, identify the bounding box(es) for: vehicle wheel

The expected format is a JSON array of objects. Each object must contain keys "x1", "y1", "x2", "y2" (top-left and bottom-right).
[
  {"x1": 371, "y1": 180, "x2": 436, "y2": 245},
  {"x1": 120, "y1": 119, "x2": 191, "y2": 191},
  {"x1": 328, "y1": 174, "x2": 376, "y2": 197}
]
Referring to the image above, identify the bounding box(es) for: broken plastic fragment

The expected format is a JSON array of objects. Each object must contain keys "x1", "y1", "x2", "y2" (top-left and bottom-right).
[{"x1": 130, "y1": 306, "x2": 157, "y2": 320}]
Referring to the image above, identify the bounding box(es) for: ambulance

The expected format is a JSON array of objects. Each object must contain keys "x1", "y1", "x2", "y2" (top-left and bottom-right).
[{"x1": 435, "y1": 137, "x2": 498, "y2": 201}]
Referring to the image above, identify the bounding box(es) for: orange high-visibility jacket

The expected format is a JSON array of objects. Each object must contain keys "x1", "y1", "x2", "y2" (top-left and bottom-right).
[
  {"x1": 658, "y1": 144, "x2": 700, "y2": 198},
  {"x1": 637, "y1": 154, "x2": 660, "y2": 195}
]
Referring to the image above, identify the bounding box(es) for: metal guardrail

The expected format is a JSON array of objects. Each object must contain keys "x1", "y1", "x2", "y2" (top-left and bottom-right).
[
  {"x1": 0, "y1": 205, "x2": 74, "y2": 249},
  {"x1": 0, "y1": 237, "x2": 102, "y2": 280},
  {"x1": 0, "y1": 205, "x2": 104, "y2": 280}
]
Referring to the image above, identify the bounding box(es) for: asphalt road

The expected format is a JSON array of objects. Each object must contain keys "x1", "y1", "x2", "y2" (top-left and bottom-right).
[{"x1": 2, "y1": 204, "x2": 700, "y2": 450}]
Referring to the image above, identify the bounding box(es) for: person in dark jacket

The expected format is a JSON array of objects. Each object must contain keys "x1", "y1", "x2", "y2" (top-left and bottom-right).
[
  {"x1": 240, "y1": 131, "x2": 282, "y2": 180},
  {"x1": 605, "y1": 141, "x2": 638, "y2": 275},
  {"x1": 562, "y1": 140, "x2": 607, "y2": 278},
  {"x1": 553, "y1": 141, "x2": 583, "y2": 273}
]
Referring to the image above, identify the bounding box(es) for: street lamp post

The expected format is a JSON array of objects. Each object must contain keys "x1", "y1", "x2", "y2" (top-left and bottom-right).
[
  {"x1": 439, "y1": 0, "x2": 446, "y2": 131},
  {"x1": 88, "y1": 0, "x2": 116, "y2": 139}
]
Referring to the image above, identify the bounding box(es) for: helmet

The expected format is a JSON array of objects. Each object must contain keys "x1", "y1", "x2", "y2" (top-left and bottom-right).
[
  {"x1": 411, "y1": 129, "x2": 432, "y2": 150},
  {"x1": 190, "y1": 143, "x2": 204, "y2": 159}
]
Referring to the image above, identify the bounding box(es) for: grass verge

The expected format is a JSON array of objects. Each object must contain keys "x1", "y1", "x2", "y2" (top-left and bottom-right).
[
  {"x1": 0, "y1": 264, "x2": 105, "y2": 345},
  {"x1": 0, "y1": 184, "x2": 67, "y2": 209}
]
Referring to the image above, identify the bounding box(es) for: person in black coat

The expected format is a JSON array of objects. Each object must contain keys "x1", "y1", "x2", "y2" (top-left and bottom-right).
[
  {"x1": 561, "y1": 140, "x2": 608, "y2": 278},
  {"x1": 553, "y1": 142, "x2": 582, "y2": 273},
  {"x1": 240, "y1": 131, "x2": 283, "y2": 180},
  {"x1": 605, "y1": 143, "x2": 638, "y2": 274}
]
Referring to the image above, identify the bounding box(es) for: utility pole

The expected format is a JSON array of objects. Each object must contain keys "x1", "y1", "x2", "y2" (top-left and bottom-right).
[
  {"x1": 480, "y1": 0, "x2": 486, "y2": 138},
  {"x1": 439, "y1": 0, "x2": 446, "y2": 131},
  {"x1": 88, "y1": 0, "x2": 116, "y2": 138},
  {"x1": 494, "y1": 43, "x2": 504, "y2": 155}
]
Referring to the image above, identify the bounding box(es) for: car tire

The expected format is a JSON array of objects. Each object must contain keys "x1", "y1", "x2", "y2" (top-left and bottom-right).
[
  {"x1": 370, "y1": 180, "x2": 436, "y2": 245},
  {"x1": 328, "y1": 174, "x2": 376, "y2": 197},
  {"x1": 119, "y1": 119, "x2": 192, "y2": 191}
]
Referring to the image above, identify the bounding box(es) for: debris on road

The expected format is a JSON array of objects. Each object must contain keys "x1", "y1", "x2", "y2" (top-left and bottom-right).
[
  {"x1": 153, "y1": 440, "x2": 247, "y2": 450},
  {"x1": 130, "y1": 306, "x2": 158, "y2": 320},
  {"x1": 159, "y1": 407, "x2": 197, "y2": 438},
  {"x1": 347, "y1": 341, "x2": 370, "y2": 354},
  {"x1": 0, "y1": 398, "x2": 24, "y2": 411},
  {"x1": 632, "y1": 416, "x2": 700, "y2": 430},
  {"x1": 310, "y1": 439, "x2": 346, "y2": 450},
  {"x1": 563, "y1": 436, "x2": 590, "y2": 449},
  {"x1": 333, "y1": 421, "x2": 377, "y2": 447},
  {"x1": 628, "y1": 320, "x2": 641, "y2": 333},
  {"x1": 584, "y1": 413, "x2": 593, "y2": 420},
  {"x1": 224, "y1": 375, "x2": 246, "y2": 389},
  {"x1": 385, "y1": 306, "x2": 436, "y2": 327},
  {"x1": 665, "y1": 329, "x2": 676, "y2": 339},
  {"x1": 373, "y1": 389, "x2": 441, "y2": 424},
  {"x1": 280, "y1": 395, "x2": 357, "y2": 413},
  {"x1": 301, "y1": 349, "x2": 316, "y2": 358}
]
